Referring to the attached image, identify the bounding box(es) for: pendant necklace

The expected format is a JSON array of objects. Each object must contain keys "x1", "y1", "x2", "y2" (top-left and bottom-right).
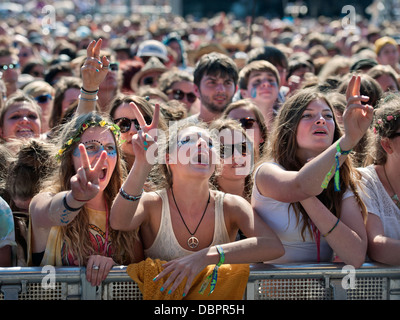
[
  {"x1": 383, "y1": 165, "x2": 400, "y2": 210},
  {"x1": 171, "y1": 187, "x2": 211, "y2": 249}
]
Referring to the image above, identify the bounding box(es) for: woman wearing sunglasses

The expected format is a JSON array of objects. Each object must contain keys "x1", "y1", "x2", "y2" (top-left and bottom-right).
[
  {"x1": 222, "y1": 99, "x2": 267, "y2": 161},
  {"x1": 358, "y1": 94, "x2": 400, "y2": 265},
  {"x1": 110, "y1": 103, "x2": 283, "y2": 298},
  {"x1": 158, "y1": 68, "x2": 199, "y2": 115},
  {"x1": 209, "y1": 118, "x2": 254, "y2": 202},
  {"x1": 23, "y1": 80, "x2": 55, "y2": 134}
]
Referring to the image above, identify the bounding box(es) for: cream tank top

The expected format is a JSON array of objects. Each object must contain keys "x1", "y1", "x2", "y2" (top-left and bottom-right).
[{"x1": 144, "y1": 188, "x2": 231, "y2": 261}]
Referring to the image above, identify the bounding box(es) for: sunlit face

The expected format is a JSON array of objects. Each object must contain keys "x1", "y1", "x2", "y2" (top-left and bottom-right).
[
  {"x1": 196, "y1": 74, "x2": 236, "y2": 114},
  {"x1": 241, "y1": 71, "x2": 279, "y2": 107},
  {"x1": 378, "y1": 44, "x2": 400, "y2": 68},
  {"x1": 61, "y1": 88, "x2": 80, "y2": 115},
  {"x1": 375, "y1": 74, "x2": 399, "y2": 92},
  {"x1": 72, "y1": 126, "x2": 118, "y2": 191},
  {"x1": 219, "y1": 129, "x2": 253, "y2": 179},
  {"x1": 113, "y1": 103, "x2": 152, "y2": 160},
  {"x1": 0, "y1": 102, "x2": 41, "y2": 141},
  {"x1": 168, "y1": 81, "x2": 197, "y2": 111},
  {"x1": 226, "y1": 107, "x2": 263, "y2": 158},
  {"x1": 296, "y1": 99, "x2": 335, "y2": 161},
  {"x1": 168, "y1": 126, "x2": 217, "y2": 178}
]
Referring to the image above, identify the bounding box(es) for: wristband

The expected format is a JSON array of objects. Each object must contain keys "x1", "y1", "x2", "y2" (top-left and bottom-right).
[
  {"x1": 322, "y1": 218, "x2": 340, "y2": 237},
  {"x1": 321, "y1": 140, "x2": 352, "y2": 191},
  {"x1": 119, "y1": 187, "x2": 143, "y2": 201},
  {"x1": 63, "y1": 193, "x2": 84, "y2": 212},
  {"x1": 81, "y1": 87, "x2": 99, "y2": 94},
  {"x1": 78, "y1": 94, "x2": 98, "y2": 102},
  {"x1": 199, "y1": 245, "x2": 225, "y2": 295}
]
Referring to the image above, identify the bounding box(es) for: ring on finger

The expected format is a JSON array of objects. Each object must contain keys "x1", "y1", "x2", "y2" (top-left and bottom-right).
[{"x1": 92, "y1": 265, "x2": 100, "y2": 270}]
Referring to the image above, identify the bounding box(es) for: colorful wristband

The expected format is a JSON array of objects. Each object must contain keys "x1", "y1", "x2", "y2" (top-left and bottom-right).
[
  {"x1": 199, "y1": 245, "x2": 225, "y2": 295},
  {"x1": 119, "y1": 187, "x2": 143, "y2": 202},
  {"x1": 323, "y1": 218, "x2": 340, "y2": 237}
]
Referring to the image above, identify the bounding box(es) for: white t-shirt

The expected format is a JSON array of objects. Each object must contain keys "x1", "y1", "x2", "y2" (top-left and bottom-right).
[
  {"x1": 251, "y1": 163, "x2": 354, "y2": 264},
  {"x1": 358, "y1": 165, "x2": 400, "y2": 240}
]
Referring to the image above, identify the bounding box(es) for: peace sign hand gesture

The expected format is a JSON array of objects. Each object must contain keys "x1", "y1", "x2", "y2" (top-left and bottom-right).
[
  {"x1": 129, "y1": 102, "x2": 161, "y2": 166},
  {"x1": 70, "y1": 144, "x2": 108, "y2": 202},
  {"x1": 342, "y1": 75, "x2": 374, "y2": 149},
  {"x1": 81, "y1": 39, "x2": 110, "y2": 92}
]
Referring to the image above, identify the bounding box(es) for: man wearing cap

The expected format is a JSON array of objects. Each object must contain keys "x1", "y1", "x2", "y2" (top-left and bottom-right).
[
  {"x1": 375, "y1": 36, "x2": 400, "y2": 74},
  {"x1": 130, "y1": 57, "x2": 168, "y2": 93}
]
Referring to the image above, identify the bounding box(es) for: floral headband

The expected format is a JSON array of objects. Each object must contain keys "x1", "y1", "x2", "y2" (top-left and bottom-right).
[
  {"x1": 56, "y1": 119, "x2": 121, "y2": 160},
  {"x1": 373, "y1": 110, "x2": 400, "y2": 134}
]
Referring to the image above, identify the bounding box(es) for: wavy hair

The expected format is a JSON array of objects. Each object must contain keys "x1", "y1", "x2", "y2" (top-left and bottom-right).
[
  {"x1": 263, "y1": 87, "x2": 367, "y2": 240},
  {"x1": 43, "y1": 111, "x2": 138, "y2": 265}
]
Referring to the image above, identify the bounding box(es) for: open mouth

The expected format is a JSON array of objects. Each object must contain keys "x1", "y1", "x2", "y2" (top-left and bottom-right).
[
  {"x1": 99, "y1": 168, "x2": 107, "y2": 180},
  {"x1": 16, "y1": 128, "x2": 34, "y2": 138},
  {"x1": 313, "y1": 129, "x2": 327, "y2": 135}
]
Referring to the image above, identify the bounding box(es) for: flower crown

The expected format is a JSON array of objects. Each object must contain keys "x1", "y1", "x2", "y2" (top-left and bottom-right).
[
  {"x1": 56, "y1": 119, "x2": 121, "y2": 160},
  {"x1": 373, "y1": 110, "x2": 400, "y2": 134}
]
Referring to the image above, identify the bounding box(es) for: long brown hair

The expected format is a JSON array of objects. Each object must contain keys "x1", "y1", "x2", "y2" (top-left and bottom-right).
[
  {"x1": 44, "y1": 112, "x2": 138, "y2": 265},
  {"x1": 262, "y1": 87, "x2": 367, "y2": 240}
]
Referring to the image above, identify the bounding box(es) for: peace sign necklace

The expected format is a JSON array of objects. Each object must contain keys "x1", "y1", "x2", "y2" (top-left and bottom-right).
[{"x1": 171, "y1": 187, "x2": 211, "y2": 249}]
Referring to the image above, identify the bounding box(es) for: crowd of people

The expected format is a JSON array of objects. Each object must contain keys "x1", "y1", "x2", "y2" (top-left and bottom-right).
[{"x1": 0, "y1": 8, "x2": 399, "y2": 299}]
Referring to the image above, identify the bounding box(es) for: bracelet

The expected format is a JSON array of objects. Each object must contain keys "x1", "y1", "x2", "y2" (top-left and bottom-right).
[
  {"x1": 199, "y1": 245, "x2": 225, "y2": 295},
  {"x1": 63, "y1": 193, "x2": 84, "y2": 212},
  {"x1": 322, "y1": 218, "x2": 340, "y2": 237},
  {"x1": 81, "y1": 87, "x2": 99, "y2": 94},
  {"x1": 78, "y1": 94, "x2": 98, "y2": 102},
  {"x1": 119, "y1": 187, "x2": 143, "y2": 201},
  {"x1": 321, "y1": 140, "x2": 352, "y2": 191}
]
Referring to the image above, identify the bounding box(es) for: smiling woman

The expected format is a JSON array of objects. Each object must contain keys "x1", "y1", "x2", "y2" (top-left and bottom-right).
[{"x1": 0, "y1": 92, "x2": 42, "y2": 142}]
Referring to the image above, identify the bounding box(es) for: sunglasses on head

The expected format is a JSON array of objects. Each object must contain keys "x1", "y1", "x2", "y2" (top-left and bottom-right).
[
  {"x1": 109, "y1": 62, "x2": 119, "y2": 71},
  {"x1": 114, "y1": 116, "x2": 152, "y2": 133},
  {"x1": 220, "y1": 142, "x2": 248, "y2": 158},
  {"x1": 34, "y1": 94, "x2": 53, "y2": 103},
  {"x1": 171, "y1": 89, "x2": 196, "y2": 103},
  {"x1": 0, "y1": 63, "x2": 19, "y2": 71},
  {"x1": 238, "y1": 117, "x2": 256, "y2": 130}
]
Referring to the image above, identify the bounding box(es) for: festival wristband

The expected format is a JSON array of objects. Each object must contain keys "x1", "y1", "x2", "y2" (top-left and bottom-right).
[
  {"x1": 62, "y1": 193, "x2": 84, "y2": 212},
  {"x1": 321, "y1": 141, "x2": 352, "y2": 191},
  {"x1": 322, "y1": 218, "x2": 340, "y2": 237},
  {"x1": 119, "y1": 187, "x2": 143, "y2": 202},
  {"x1": 199, "y1": 245, "x2": 225, "y2": 295}
]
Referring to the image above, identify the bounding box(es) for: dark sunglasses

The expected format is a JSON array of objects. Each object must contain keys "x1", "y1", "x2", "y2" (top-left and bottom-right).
[
  {"x1": 0, "y1": 63, "x2": 19, "y2": 71},
  {"x1": 171, "y1": 89, "x2": 196, "y2": 103},
  {"x1": 220, "y1": 142, "x2": 248, "y2": 158},
  {"x1": 34, "y1": 94, "x2": 52, "y2": 103},
  {"x1": 238, "y1": 117, "x2": 256, "y2": 130},
  {"x1": 109, "y1": 62, "x2": 119, "y2": 71},
  {"x1": 114, "y1": 116, "x2": 152, "y2": 133}
]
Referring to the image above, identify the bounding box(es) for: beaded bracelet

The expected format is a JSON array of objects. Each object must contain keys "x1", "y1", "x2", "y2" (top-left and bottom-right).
[
  {"x1": 321, "y1": 141, "x2": 352, "y2": 191},
  {"x1": 119, "y1": 187, "x2": 143, "y2": 201},
  {"x1": 199, "y1": 245, "x2": 225, "y2": 295},
  {"x1": 322, "y1": 218, "x2": 340, "y2": 237},
  {"x1": 78, "y1": 94, "x2": 98, "y2": 102}
]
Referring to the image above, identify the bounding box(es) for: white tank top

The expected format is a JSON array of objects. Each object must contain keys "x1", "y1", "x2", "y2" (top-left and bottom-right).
[{"x1": 144, "y1": 188, "x2": 231, "y2": 261}]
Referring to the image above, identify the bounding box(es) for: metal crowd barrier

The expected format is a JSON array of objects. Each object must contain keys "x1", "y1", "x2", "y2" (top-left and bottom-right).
[{"x1": 0, "y1": 262, "x2": 399, "y2": 300}]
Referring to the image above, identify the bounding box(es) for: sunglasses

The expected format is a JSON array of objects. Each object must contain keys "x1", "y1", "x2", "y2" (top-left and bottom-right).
[
  {"x1": 238, "y1": 117, "x2": 256, "y2": 130},
  {"x1": 220, "y1": 142, "x2": 249, "y2": 158},
  {"x1": 142, "y1": 77, "x2": 155, "y2": 86},
  {"x1": 171, "y1": 89, "x2": 196, "y2": 103},
  {"x1": 114, "y1": 116, "x2": 152, "y2": 133},
  {"x1": 109, "y1": 62, "x2": 119, "y2": 71},
  {"x1": 34, "y1": 94, "x2": 52, "y2": 103},
  {"x1": 0, "y1": 63, "x2": 19, "y2": 71}
]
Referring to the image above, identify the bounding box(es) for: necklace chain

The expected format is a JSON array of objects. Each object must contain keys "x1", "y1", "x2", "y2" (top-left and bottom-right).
[
  {"x1": 383, "y1": 165, "x2": 400, "y2": 208},
  {"x1": 171, "y1": 188, "x2": 210, "y2": 237}
]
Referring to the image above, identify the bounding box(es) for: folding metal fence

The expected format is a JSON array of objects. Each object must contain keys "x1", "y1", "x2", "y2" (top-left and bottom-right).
[{"x1": 1, "y1": 263, "x2": 399, "y2": 300}]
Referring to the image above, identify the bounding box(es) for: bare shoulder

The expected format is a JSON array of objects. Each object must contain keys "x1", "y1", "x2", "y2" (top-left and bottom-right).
[{"x1": 222, "y1": 192, "x2": 252, "y2": 215}]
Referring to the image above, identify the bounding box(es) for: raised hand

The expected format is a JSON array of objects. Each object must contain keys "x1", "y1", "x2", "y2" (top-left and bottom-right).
[
  {"x1": 81, "y1": 39, "x2": 110, "y2": 91},
  {"x1": 342, "y1": 75, "x2": 374, "y2": 148},
  {"x1": 70, "y1": 144, "x2": 107, "y2": 201},
  {"x1": 129, "y1": 102, "x2": 160, "y2": 165}
]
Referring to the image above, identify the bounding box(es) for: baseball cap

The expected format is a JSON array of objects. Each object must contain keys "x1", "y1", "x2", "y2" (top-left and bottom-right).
[
  {"x1": 375, "y1": 36, "x2": 398, "y2": 55},
  {"x1": 137, "y1": 40, "x2": 168, "y2": 62}
]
